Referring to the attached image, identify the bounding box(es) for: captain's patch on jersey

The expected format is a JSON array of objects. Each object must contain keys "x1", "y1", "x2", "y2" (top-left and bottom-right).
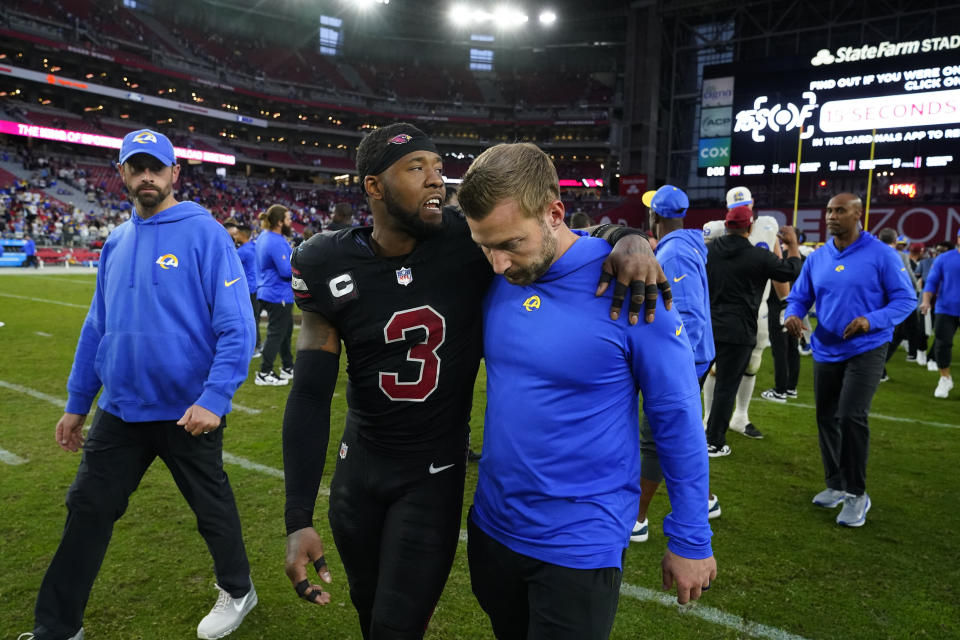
[{"x1": 291, "y1": 276, "x2": 308, "y2": 291}]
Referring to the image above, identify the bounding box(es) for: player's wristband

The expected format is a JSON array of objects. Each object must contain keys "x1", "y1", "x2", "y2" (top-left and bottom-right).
[{"x1": 285, "y1": 507, "x2": 314, "y2": 536}]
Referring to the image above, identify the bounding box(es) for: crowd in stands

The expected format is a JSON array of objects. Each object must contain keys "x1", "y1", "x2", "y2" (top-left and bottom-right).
[{"x1": 0, "y1": 145, "x2": 374, "y2": 250}]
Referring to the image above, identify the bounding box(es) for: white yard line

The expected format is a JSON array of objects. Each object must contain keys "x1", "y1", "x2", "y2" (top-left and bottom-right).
[
  {"x1": 0, "y1": 292, "x2": 89, "y2": 309},
  {"x1": 788, "y1": 401, "x2": 959, "y2": 430},
  {"x1": 619, "y1": 583, "x2": 811, "y2": 640},
  {"x1": 0, "y1": 448, "x2": 28, "y2": 465},
  {"x1": 35, "y1": 331, "x2": 53, "y2": 337}
]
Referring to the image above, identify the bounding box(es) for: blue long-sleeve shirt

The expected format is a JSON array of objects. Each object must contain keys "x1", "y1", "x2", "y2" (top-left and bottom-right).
[
  {"x1": 237, "y1": 238, "x2": 258, "y2": 295},
  {"x1": 472, "y1": 234, "x2": 712, "y2": 570},
  {"x1": 924, "y1": 249, "x2": 960, "y2": 316},
  {"x1": 256, "y1": 229, "x2": 293, "y2": 303},
  {"x1": 785, "y1": 231, "x2": 917, "y2": 362},
  {"x1": 656, "y1": 229, "x2": 715, "y2": 377},
  {"x1": 65, "y1": 201, "x2": 255, "y2": 421}
]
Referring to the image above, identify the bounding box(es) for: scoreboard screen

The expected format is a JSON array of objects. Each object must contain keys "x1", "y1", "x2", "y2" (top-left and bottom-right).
[{"x1": 698, "y1": 34, "x2": 960, "y2": 177}]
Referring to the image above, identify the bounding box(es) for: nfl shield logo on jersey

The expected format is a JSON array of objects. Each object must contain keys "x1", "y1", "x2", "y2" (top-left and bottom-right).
[
  {"x1": 396, "y1": 267, "x2": 413, "y2": 286},
  {"x1": 339, "y1": 441, "x2": 348, "y2": 460}
]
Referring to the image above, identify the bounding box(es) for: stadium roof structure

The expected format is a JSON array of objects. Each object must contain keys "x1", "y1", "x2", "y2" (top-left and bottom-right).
[{"x1": 175, "y1": 0, "x2": 631, "y2": 49}]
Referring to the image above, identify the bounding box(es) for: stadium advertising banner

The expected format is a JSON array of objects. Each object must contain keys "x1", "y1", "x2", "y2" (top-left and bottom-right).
[
  {"x1": 699, "y1": 34, "x2": 960, "y2": 177},
  {"x1": 0, "y1": 120, "x2": 236, "y2": 165}
]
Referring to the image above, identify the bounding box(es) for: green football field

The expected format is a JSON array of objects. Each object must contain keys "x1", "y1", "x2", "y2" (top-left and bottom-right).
[{"x1": 1, "y1": 271, "x2": 958, "y2": 639}]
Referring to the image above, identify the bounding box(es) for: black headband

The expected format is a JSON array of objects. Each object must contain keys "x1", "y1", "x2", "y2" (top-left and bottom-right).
[{"x1": 365, "y1": 133, "x2": 439, "y2": 178}]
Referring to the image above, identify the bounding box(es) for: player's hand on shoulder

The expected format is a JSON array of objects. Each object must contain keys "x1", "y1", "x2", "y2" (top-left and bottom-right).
[
  {"x1": 661, "y1": 549, "x2": 717, "y2": 605},
  {"x1": 285, "y1": 527, "x2": 333, "y2": 605},
  {"x1": 55, "y1": 412, "x2": 86, "y2": 452},
  {"x1": 597, "y1": 234, "x2": 672, "y2": 325}
]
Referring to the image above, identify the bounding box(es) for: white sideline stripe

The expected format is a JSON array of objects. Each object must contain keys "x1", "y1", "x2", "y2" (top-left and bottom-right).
[
  {"x1": 0, "y1": 379, "x2": 260, "y2": 416},
  {"x1": 457, "y1": 530, "x2": 803, "y2": 639},
  {"x1": 0, "y1": 379, "x2": 67, "y2": 406},
  {"x1": 0, "y1": 448, "x2": 28, "y2": 465},
  {"x1": 788, "y1": 401, "x2": 960, "y2": 430},
  {"x1": 35, "y1": 331, "x2": 53, "y2": 337},
  {"x1": 231, "y1": 403, "x2": 260, "y2": 415},
  {"x1": 619, "y1": 583, "x2": 810, "y2": 640},
  {"x1": 0, "y1": 378, "x2": 326, "y2": 494},
  {"x1": 0, "y1": 292, "x2": 88, "y2": 309},
  {"x1": 222, "y1": 451, "x2": 284, "y2": 479}
]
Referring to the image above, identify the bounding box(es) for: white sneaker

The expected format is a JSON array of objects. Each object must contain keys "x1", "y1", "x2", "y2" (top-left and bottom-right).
[
  {"x1": 708, "y1": 494, "x2": 721, "y2": 519},
  {"x1": 934, "y1": 376, "x2": 954, "y2": 399},
  {"x1": 18, "y1": 630, "x2": 83, "y2": 640},
  {"x1": 197, "y1": 582, "x2": 258, "y2": 639},
  {"x1": 279, "y1": 366, "x2": 294, "y2": 380},
  {"x1": 927, "y1": 359, "x2": 940, "y2": 372},
  {"x1": 917, "y1": 351, "x2": 927, "y2": 366},
  {"x1": 630, "y1": 518, "x2": 649, "y2": 542},
  {"x1": 255, "y1": 371, "x2": 288, "y2": 386}
]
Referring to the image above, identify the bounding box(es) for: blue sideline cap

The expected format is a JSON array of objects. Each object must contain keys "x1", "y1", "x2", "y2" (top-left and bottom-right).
[
  {"x1": 642, "y1": 185, "x2": 689, "y2": 218},
  {"x1": 118, "y1": 129, "x2": 177, "y2": 166}
]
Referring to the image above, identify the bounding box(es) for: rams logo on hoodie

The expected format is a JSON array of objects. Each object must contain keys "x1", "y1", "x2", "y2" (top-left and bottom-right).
[{"x1": 155, "y1": 254, "x2": 179, "y2": 269}]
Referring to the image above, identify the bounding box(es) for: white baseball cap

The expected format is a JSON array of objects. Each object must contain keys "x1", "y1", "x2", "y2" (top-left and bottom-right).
[{"x1": 725, "y1": 186, "x2": 753, "y2": 209}]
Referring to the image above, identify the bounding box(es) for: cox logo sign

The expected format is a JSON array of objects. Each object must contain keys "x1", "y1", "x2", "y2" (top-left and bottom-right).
[{"x1": 698, "y1": 138, "x2": 731, "y2": 168}]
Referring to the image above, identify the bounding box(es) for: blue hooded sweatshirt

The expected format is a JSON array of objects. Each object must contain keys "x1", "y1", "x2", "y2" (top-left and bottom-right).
[
  {"x1": 65, "y1": 201, "x2": 255, "y2": 421},
  {"x1": 256, "y1": 230, "x2": 293, "y2": 303},
  {"x1": 473, "y1": 234, "x2": 712, "y2": 570},
  {"x1": 785, "y1": 231, "x2": 916, "y2": 362},
  {"x1": 924, "y1": 249, "x2": 960, "y2": 316},
  {"x1": 237, "y1": 237, "x2": 259, "y2": 296},
  {"x1": 656, "y1": 228, "x2": 715, "y2": 377}
]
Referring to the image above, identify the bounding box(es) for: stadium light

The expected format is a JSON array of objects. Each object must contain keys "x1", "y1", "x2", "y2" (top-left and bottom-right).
[
  {"x1": 448, "y1": 3, "x2": 530, "y2": 28},
  {"x1": 538, "y1": 10, "x2": 556, "y2": 25},
  {"x1": 450, "y1": 4, "x2": 472, "y2": 25}
]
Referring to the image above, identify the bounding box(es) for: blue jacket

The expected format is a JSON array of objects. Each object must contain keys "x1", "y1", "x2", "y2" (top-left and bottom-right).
[
  {"x1": 256, "y1": 230, "x2": 293, "y2": 303},
  {"x1": 65, "y1": 202, "x2": 255, "y2": 421},
  {"x1": 924, "y1": 249, "x2": 960, "y2": 316},
  {"x1": 656, "y1": 229, "x2": 715, "y2": 377},
  {"x1": 237, "y1": 238, "x2": 258, "y2": 295},
  {"x1": 473, "y1": 234, "x2": 712, "y2": 570},
  {"x1": 785, "y1": 231, "x2": 916, "y2": 362},
  {"x1": 24, "y1": 238, "x2": 35, "y2": 256}
]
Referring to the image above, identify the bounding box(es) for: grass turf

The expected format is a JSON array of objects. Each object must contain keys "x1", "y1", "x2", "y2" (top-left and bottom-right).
[{"x1": 1, "y1": 272, "x2": 958, "y2": 639}]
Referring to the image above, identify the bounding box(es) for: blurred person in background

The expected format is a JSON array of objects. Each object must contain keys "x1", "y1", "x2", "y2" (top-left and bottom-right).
[
  {"x1": 255, "y1": 204, "x2": 294, "y2": 386},
  {"x1": 326, "y1": 202, "x2": 354, "y2": 231},
  {"x1": 920, "y1": 230, "x2": 960, "y2": 399},
  {"x1": 785, "y1": 193, "x2": 916, "y2": 527}
]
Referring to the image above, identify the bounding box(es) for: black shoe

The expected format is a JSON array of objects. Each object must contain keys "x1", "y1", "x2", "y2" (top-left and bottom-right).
[
  {"x1": 741, "y1": 423, "x2": 764, "y2": 439},
  {"x1": 467, "y1": 449, "x2": 482, "y2": 462}
]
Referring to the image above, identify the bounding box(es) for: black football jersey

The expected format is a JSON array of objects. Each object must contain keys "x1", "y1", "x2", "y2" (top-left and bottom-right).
[{"x1": 291, "y1": 207, "x2": 491, "y2": 455}]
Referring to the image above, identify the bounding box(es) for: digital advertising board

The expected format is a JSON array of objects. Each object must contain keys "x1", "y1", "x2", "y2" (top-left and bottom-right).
[{"x1": 698, "y1": 34, "x2": 960, "y2": 178}]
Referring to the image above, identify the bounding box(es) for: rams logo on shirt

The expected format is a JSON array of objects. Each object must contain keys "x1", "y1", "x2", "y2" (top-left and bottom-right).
[
  {"x1": 133, "y1": 131, "x2": 158, "y2": 144},
  {"x1": 522, "y1": 296, "x2": 541, "y2": 312},
  {"x1": 155, "y1": 254, "x2": 179, "y2": 269},
  {"x1": 835, "y1": 264, "x2": 845, "y2": 272}
]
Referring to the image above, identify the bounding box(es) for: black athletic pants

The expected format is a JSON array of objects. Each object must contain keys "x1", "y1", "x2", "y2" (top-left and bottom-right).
[
  {"x1": 33, "y1": 409, "x2": 250, "y2": 640},
  {"x1": 467, "y1": 512, "x2": 622, "y2": 640},
  {"x1": 259, "y1": 300, "x2": 293, "y2": 374},
  {"x1": 23, "y1": 254, "x2": 40, "y2": 268},
  {"x1": 328, "y1": 427, "x2": 467, "y2": 640},
  {"x1": 885, "y1": 309, "x2": 924, "y2": 362},
  {"x1": 932, "y1": 313, "x2": 959, "y2": 369},
  {"x1": 706, "y1": 341, "x2": 754, "y2": 449},
  {"x1": 768, "y1": 300, "x2": 800, "y2": 393},
  {"x1": 812, "y1": 344, "x2": 886, "y2": 497},
  {"x1": 249, "y1": 293, "x2": 261, "y2": 350}
]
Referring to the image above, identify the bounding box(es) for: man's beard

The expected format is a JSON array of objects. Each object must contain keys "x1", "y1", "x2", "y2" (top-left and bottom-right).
[
  {"x1": 132, "y1": 183, "x2": 170, "y2": 210},
  {"x1": 503, "y1": 217, "x2": 556, "y2": 286},
  {"x1": 383, "y1": 188, "x2": 443, "y2": 240},
  {"x1": 282, "y1": 222, "x2": 293, "y2": 236}
]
